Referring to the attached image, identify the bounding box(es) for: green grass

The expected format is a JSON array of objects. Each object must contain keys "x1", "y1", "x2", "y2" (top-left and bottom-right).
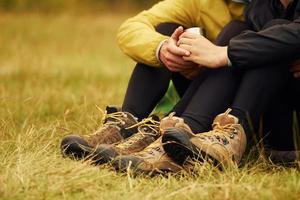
[{"x1": 1, "y1": 13, "x2": 300, "y2": 200}]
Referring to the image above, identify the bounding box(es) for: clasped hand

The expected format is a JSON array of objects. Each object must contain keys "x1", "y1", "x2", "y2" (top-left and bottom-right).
[
  {"x1": 159, "y1": 27, "x2": 201, "y2": 80},
  {"x1": 178, "y1": 31, "x2": 228, "y2": 68},
  {"x1": 159, "y1": 26, "x2": 228, "y2": 80}
]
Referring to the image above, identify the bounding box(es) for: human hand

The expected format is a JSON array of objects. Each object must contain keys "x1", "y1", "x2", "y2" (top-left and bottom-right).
[
  {"x1": 178, "y1": 32, "x2": 228, "y2": 68},
  {"x1": 290, "y1": 59, "x2": 300, "y2": 78},
  {"x1": 180, "y1": 66, "x2": 202, "y2": 80},
  {"x1": 159, "y1": 26, "x2": 197, "y2": 72}
]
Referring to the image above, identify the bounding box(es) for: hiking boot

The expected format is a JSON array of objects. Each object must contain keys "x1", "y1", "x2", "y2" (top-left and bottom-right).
[
  {"x1": 90, "y1": 116, "x2": 161, "y2": 164},
  {"x1": 111, "y1": 113, "x2": 187, "y2": 175},
  {"x1": 60, "y1": 106, "x2": 138, "y2": 160},
  {"x1": 112, "y1": 137, "x2": 183, "y2": 175},
  {"x1": 163, "y1": 109, "x2": 247, "y2": 167},
  {"x1": 160, "y1": 112, "x2": 193, "y2": 133}
]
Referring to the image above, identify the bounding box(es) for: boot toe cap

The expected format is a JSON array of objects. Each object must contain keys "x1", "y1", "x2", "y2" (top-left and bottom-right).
[{"x1": 60, "y1": 134, "x2": 91, "y2": 159}]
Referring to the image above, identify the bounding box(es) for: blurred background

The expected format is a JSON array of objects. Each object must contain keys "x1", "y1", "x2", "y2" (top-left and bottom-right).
[
  {"x1": 0, "y1": 0, "x2": 159, "y2": 13},
  {"x1": 0, "y1": 0, "x2": 175, "y2": 131}
]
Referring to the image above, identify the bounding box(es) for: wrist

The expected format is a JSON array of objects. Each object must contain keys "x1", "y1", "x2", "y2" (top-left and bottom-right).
[
  {"x1": 156, "y1": 39, "x2": 168, "y2": 65},
  {"x1": 215, "y1": 46, "x2": 229, "y2": 68}
]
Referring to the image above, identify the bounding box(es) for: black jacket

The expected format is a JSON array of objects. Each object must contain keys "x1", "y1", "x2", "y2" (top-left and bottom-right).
[{"x1": 228, "y1": 0, "x2": 300, "y2": 68}]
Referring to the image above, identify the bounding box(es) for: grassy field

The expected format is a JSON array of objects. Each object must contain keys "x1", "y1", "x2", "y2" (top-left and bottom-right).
[{"x1": 1, "y1": 13, "x2": 300, "y2": 200}]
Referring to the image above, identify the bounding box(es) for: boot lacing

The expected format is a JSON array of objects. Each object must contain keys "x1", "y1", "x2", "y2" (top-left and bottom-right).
[
  {"x1": 199, "y1": 123, "x2": 238, "y2": 145},
  {"x1": 117, "y1": 117, "x2": 160, "y2": 149},
  {"x1": 101, "y1": 111, "x2": 133, "y2": 126},
  {"x1": 86, "y1": 111, "x2": 133, "y2": 143}
]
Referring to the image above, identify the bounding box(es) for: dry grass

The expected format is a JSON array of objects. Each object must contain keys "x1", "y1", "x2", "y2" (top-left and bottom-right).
[{"x1": 1, "y1": 13, "x2": 300, "y2": 200}]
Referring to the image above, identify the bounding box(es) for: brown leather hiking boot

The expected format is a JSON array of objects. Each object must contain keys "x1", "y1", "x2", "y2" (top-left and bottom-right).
[
  {"x1": 112, "y1": 137, "x2": 183, "y2": 175},
  {"x1": 160, "y1": 112, "x2": 193, "y2": 133},
  {"x1": 60, "y1": 106, "x2": 138, "y2": 160},
  {"x1": 90, "y1": 116, "x2": 161, "y2": 164},
  {"x1": 111, "y1": 113, "x2": 187, "y2": 175},
  {"x1": 162, "y1": 109, "x2": 247, "y2": 167}
]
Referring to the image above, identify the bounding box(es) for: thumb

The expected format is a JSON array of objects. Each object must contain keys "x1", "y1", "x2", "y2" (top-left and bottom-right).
[{"x1": 171, "y1": 26, "x2": 184, "y2": 41}]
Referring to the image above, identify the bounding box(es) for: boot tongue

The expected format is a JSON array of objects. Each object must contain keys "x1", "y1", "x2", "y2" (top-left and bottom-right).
[
  {"x1": 104, "y1": 106, "x2": 122, "y2": 124},
  {"x1": 106, "y1": 106, "x2": 121, "y2": 114},
  {"x1": 212, "y1": 113, "x2": 239, "y2": 127},
  {"x1": 150, "y1": 114, "x2": 160, "y2": 122}
]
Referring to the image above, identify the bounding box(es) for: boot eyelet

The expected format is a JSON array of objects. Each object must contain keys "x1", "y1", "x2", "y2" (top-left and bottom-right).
[
  {"x1": 223, "y1": 139, "x2": 229, "y2": 145},
  {"x1": 230, "y1": 134, "x2": 235, "y2": 139},
  {"x1": 233, "y1": 129, "x2": 238, "y2": 134}
]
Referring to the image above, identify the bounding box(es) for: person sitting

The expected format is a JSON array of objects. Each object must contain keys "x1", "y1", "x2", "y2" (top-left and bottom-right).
[
  {"x1": 161, "y1": 0, "x2": 300, "y2": 168},
  {"x1": 60, "y1": 0, "x2": 247, "y2": 174}
]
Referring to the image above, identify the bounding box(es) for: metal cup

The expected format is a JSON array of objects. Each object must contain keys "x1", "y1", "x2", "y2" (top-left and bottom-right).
[{"x1": 185, "y1": 27, "x2": 204, "y2": 36}]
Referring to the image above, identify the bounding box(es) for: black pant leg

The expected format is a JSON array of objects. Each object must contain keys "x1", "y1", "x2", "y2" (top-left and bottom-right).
[
  {"x1": 122, "y1": 23, "x2": 190, "y2": 120},
  {"x1": 290, "y1": 77, "x2": 300, "y2": 150},
  {"x1": 215, "y1": 20, "x2": 249, "y2": 46},
  {"x1": 180, "y1": 68, "x2": 241, "y2": 133},
  {"x1": 231, "y1": 65, "x2": 290, "y2": 139},
  {"x1": 264, "y1": 99, "x2": 295, "y2": 151},
  {"x1": 264, "y1": 77, "x2": 300, "y2": 151},
  {"x1": 261, "y1": 19, "x2": 296, "y2": 150},
  {"x1": 122, "y1": 63, "x2": 171, "y2": 120}
]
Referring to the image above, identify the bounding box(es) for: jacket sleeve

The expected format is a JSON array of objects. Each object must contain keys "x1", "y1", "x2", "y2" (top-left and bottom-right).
[
  {"x1": 228, "y1": 18, "x2": 300, "y2": 69},
  {"x1": 116, "y1": 0, "x2": 197, "y2": 67}
]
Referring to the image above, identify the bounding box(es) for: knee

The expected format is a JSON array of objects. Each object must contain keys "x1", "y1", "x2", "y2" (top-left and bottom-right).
[
  {"x1": 263, "y1": 19, "x2": 291, "y2": 29},
  {"x1": 225, "y1": 20, "x2": 249, "y2": 29},
  {"x1": 215, "y1": 20, "x2": 249, "y2": 46},
  {"x1": 155, "y1": 23, "x2": 185, "y2": 36}
]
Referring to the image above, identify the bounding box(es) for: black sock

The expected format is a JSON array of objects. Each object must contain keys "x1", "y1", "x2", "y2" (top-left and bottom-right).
[{"x1": 230, "y1": 107, "x2": 255, "y2": 143}]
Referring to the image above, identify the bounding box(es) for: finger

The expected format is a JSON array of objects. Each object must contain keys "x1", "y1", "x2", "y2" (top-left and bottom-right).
[
  {"x1": 177, "y1": 38, "x2": 194, "y2": 46},
  {"x1": 171, "y1": 26, "x2": 184, "y2": 41},
  {"x1": 164, "y1": 64, "x2": 180, "y2": 72},
  {"x1": 167, "y1": 62, "x2": 187, "y2": 71},
  {"x1": 167, "y1": 43, "x2": 190, "y2": 56},
  {"x1": 180, "y1": 32, "x2": 199, "y2": 39},
  {"x1": 183, "y1": 56, "x2": 194, "y2": 62},
  {"x1": 166, "y1": 65, "x2": 182, "y2": 72},
  {"x1": 166, "y1": 53, "x2": 194, "y2": 67},
  {"x1": 178, "y1": 44, "x2": 194, "y2": 53},
  {"x1": 164, "y1": 60, "x2": 185, "y2": 72}
]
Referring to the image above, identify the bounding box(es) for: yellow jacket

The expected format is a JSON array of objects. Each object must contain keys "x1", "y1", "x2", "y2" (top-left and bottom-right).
[{"x1": 117, "y1": 0, "x2": 245, "y2": 67}]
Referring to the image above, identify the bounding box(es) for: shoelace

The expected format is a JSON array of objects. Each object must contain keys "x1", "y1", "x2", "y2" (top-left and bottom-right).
[
  {"x1": 199, "y1": 123, "x2": 237, "y2": 144},
  {"x1": 117, "y1": 117, "x2": 160, "y2": 149},
  {"x1": 167, "y1": 112, "x2": 176, "y2": 118},
  {"x1": 198, "y1": 109, "x2": 237, "y2": 144},
  {"x1": 87, "y1": 111, "x2": 133, "y2": 138},
  {"x1": 102, "y1": 111, "x2": 132, "y2": 126}
]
